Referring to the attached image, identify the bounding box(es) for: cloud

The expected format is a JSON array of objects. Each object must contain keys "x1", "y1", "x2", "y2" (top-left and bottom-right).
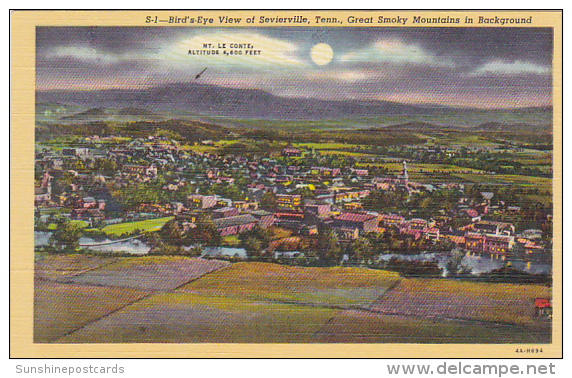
[
  {"x1": 44, "y1": 45, "x2": 129, "y2": 65},
  {"x1": 304, "y1": 69, "x2": 384, "y2": 83},
  {"x1": 469, "y1": 59, "x2": 550, "y2": 76},
  {"x1": 338, "y1": 39, "x2": 455, "y2": 68}
]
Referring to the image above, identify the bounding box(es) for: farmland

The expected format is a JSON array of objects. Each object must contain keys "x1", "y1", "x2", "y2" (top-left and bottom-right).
[
  {"x1": 96, "y1": 216, "x2": 174, "y2": 237},
  {"x1": 35, "y1": 256, "x2": 551, "y2": 344},
  {"x1": 179, "y1": 262, "x2": 402, "y2": 308},
  {"x1": 60, "y1": 293, "x2": 337, "y2": 343}
]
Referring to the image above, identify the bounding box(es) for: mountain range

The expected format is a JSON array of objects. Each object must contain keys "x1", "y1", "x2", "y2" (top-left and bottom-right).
[{"x1": 36, "y1": 82, "x2": 552, "y2": 131}]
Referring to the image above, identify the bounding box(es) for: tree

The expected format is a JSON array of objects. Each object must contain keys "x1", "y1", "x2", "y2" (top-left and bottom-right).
[
  {"x1": 260, "y1": 191, "x2": 278, "y2": 211},
  {"x1": 349, "y1": 237, "x2": 373, "y2": 265},
  {"x1": 185, "y1": 214, "x2": 221, "y2": 246},
  {"x1": 316, "y1": 227, "x2": 342, "y2": 265},
  {"x1": 49, "y1": 219, "x2": 83, "y2": 251},
  {"x1": 159, "y1": 219, "x2": 186, "y2": 244},
  {"x1": 243, "y1": 237, "x2": 264, "y2": 259}
]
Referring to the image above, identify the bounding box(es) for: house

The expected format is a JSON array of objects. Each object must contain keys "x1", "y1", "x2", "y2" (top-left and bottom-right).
[
  {"x1": 122, "y1": 164, "x2": 147, "y2": 175},
  {"x1": 274, "y1": 211, "x2": 305, "y2": 223},
  {"x1": 446, "y1": 235, "x2": 466, "y2": 246},
  {"x1": 522, "y1": 239, "x2": 545, "y2": 258},
  {"x1": 534, "y1": 298, "x2": 552, "y2": 318},
  {"x1": 300, "y1": 224, "x2": 318, "y2": 236},
  {"x1": 351, "y1": 168, "x2": 369, "y2": 176},
  {"x1": 481, "y1": 191, "x2": 494, "y2": 202},
  {"x1": 71, "y1": 208, "x2": 105, "y2": 221},
  {"x1": 281, "y1": 147, "x2": 302, "y2": 157},
  {"x1": 463, "y1": 209, "x2": 481, "y2": 222}
]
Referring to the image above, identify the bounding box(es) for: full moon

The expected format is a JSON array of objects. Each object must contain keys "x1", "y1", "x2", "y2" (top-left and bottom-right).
[{"x1": 310, "y1": 43, "x2": 334, "y2": 66}]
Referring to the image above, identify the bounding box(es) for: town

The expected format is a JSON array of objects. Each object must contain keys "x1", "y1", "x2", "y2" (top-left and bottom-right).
[{"x1": 34, "y1": 126, "x2": 552, "y2": 279}]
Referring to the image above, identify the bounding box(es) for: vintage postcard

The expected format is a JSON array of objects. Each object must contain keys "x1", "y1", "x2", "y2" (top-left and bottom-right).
[{"x1": 10, "y1": 10, "x2": 562, "y2": 358}]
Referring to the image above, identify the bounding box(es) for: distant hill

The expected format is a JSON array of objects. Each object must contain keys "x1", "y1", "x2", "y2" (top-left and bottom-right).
[
  {"x1": 475, "y1": 121, "x2": 550, "y2": 133},
  {"x1": 371, "y1": 121, "x2": 448, "y2": 132},
  {"x1": 118, "y1": 107, "x2": 156, "y2": 116},
  {"x1": 35, "y1": 82, "x2": 553, "y2": 132},
  {"x1": 61, "y1": 107, "x2": 106, "y2": 120},
  {"x1": 37, "y1": 82, "x2": 449, "y2": 120}
]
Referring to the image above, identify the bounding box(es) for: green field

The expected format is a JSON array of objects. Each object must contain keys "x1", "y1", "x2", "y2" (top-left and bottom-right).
[
  {"x1": 99, "y1": 216, "x2": 174, "y2": 237},
  {"x1": 453, "y1": 173, "x2": 552, "y2": 192}
]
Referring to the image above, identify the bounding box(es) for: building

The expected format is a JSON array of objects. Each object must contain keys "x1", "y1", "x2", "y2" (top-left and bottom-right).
[
  {"x1": 380, "y1": 213, "x2": 405, "y2": 227},
  {"x1": 233, "y1": 200, "x2": 259, "y2": 212},
  {"x1": 249, "y1": 210, "x2": 275, "y2": 228},
  {"x1": 212, "y1": 214, "x2": 259, "y2": 236},
  {"x1": 332, "y1": 212, "x2": 379, "y2": 234},
  {"x1": 465, "y1": 231, "x2": 514, "y2": 258},
  {"x1": 464, "y1": 232, "x2": 486, "y2": 255},
  {"x1": 276, "y1": 194, "x2": 302, "y2": 210},
  {"x1": 34, "y1": 186, "x2": 51, "y2": 205},
  {"x1": 400, "y1": 228, "x2": 422, "y2": 241},
  {"x1": 483, "y1": 234, "x2": 514, "y2": 257},
  {"x1": 423, "y1": 227, "x2": 440, "y2": 241},
  {"x1": 281, "y1": 147, "x2": 302, "y2": 157},
  {"x1": 212, "y1": 207, "x2": 240, "y2": 219},
  {"x1": 534, "y1": 298, "x2": 552, "y2": 318},
  {"x1": 409, "y1": 218, "x2": 428, "y2": 230},
  {"x1": 187, "y1": 195, "x2": 217, "y2": 210},
  {"x1": 474, "y1": 221, "x2": 515, "y2": 236},
  {"x1": 397, "y1": 160, "x2": 409, "y2": 185},
  {"x1": 535, "y1": 298, "x2": 552, "y2": 316},
  {"x1": 304, "y1": 203, "x2": 331, "y2": 218}
]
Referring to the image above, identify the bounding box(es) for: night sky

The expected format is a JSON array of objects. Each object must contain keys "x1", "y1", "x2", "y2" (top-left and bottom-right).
[{"x1": 36, "y1": 27, "x2": 553, "y2": 108}]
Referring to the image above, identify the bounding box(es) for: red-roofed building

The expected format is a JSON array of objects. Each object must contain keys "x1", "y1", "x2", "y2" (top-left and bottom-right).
[
  {"x1": 282, "y1": 147, "x2": 302, "y2": 157},
  {"x1": 465, "y1": 232, "x2": 514, "y2": 258},
  {"x1": 423, "y1": 227, "x2": 440, "y2": 241},
  {"x1": 465, "y1": 232, "x2": 486, "y2": 255},
  {"x1": 446, "y1": 235, "x2": 466, "y2": 246},
  {"x1": 400, "y1": 228, "x2": 422, "y2": 241},
  {"x1": 380, "y1": 213, "x2": 405, "y2": 227},
  {"x1": 332, "y1": 212, "x2": 379, "y2": 234},
  {"x1": 410, "y1": 218, "x2": 428, "y2": 230},
  {"x1": 534, "y1": 298, "x2": 552, "y2": 318}
]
